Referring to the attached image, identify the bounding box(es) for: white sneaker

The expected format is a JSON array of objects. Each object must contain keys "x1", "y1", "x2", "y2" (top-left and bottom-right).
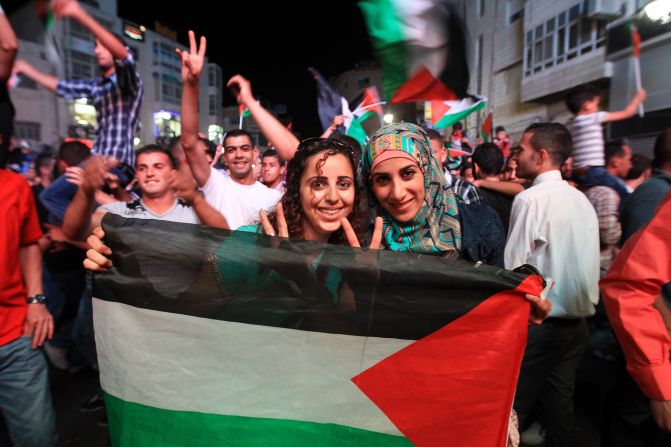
[
  {"x1": 520, "y1": 421, "x2": 546, "y2": 445},
  {"x1": 42, "y1": 342, "x2": 69, "y2": 370}
]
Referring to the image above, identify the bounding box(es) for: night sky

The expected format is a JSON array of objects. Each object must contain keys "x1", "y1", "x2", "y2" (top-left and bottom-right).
[{"x1": 118, "y1": 0, "x2": 374, "y2": 137}]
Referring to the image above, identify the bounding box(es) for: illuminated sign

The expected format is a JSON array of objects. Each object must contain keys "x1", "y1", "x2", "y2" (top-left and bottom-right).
[{"x1": 123, "y1": 22, "x2": 145, "y2": 42}]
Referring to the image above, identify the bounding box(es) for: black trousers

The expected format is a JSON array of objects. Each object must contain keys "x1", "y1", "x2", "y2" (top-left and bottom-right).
[{"x1": 514, "y1": 317, "x2": 589, "y2": 447}]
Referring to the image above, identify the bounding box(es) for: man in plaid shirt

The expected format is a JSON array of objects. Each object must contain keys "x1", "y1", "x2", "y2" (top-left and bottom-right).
[
  {"x1": 14, "y1": 0, "x2": 143, "y2": 223},
  {"x1": 14, "y1": 0, "x2": 142, "y2": 171},
  {"x1": 584, "y1": 140, "x2": 632, "y2": 273},
  {"x1": 425, "y1": 128, "x2": 483, "y2": 204}
]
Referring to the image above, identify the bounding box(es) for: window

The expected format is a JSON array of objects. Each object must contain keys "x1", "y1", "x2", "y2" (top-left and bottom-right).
[
  {"x1": 69, "y1": 50, "x2": 95, "y2": 79},
  {"x1": 357, "y1": 77, "x2": 370, "y2": 89},
  {"x1": 69, "y1": 20, "x2": 92, "y2": 42},
  {"x1": 523, "y1": 1, "x2": 606, "y2": 77},
  {"x1": 161, "y1": 74, "x2": 182, "y2": 105},
  {"x1": 156, "y1": 42, "x2": 181, "y2": 70},
  {"x1": 15, "y1": 122, "x2": 41, "y2": 141},
  {"x1": 207, "y1": 66, "x2": 222, "y2": 89},
  {"x1": 209, "y1": 95, "x2": 217, "y2": 115},
  {"x1": 478, "y1": 0, "x2": 485, "y2": 17},
  {"x1": 508, "y1": 0, "x2": 524, "y2": 23},
  {"x1": 208, "y1": 66, "x2": 215, "y2": 87}
]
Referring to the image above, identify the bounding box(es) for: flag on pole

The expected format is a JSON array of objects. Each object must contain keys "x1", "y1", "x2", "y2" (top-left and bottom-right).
[
  {"x1": 431, "y1": 96, "x2": 487, "y2": 130},
  {"x1": 360, "y1": 0, "x2": 469, "y2": 104},
  {"x1": 94, "y1": 214, "x2": 544, "y2": 447},
  {"x1": 35, "y1": 0, "x2": 61, "y2": 71},
  {"x1": 481, "y1": 113, "x2": 493, "y2": 142},
  {"x1": 630, "y1": 24, "x2": 644, "y2": 117},
  {"x1": 344, "y1": 86, "x2": 385, "y2": 147},
  {"x1": 309, "y1": 67, "x2": 385, "y2": 147},
  {"x1": 309, "y1": 67, "x2": 347, "y2": 133},
  {"x1": 238, "y1": 104, "x2": 251, "y2": 129}
]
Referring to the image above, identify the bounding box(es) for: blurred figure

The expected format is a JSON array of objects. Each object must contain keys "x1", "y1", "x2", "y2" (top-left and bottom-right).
[
  {"x1": 260, "y1": 149, "x2": 286, "y2": 193},
  {"x1": 472, "y1": 143, "x2": 512, "y2": 233},
  {"x1": 624, "y1": 153, "x2": 652, "y2": 193},
  {"x1": 460, "y1": 161, "x2": 475, "y2": 183},
  {"x1": 0, "y1": 169, "x2": 56, "y2": 446},
  {"x1": 493, "y1": 126, "x2": 512, "y2": 159},
  {"x1": 0, "y1": 3, "x2": 17, "y2": 170}
]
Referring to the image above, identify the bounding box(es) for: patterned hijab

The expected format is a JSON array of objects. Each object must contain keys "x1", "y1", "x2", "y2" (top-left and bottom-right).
[{"x1": 362, "y1": 123, "x2": 462, "y2": 255}]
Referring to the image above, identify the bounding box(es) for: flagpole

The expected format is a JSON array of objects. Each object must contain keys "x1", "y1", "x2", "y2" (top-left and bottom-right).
[
  {"x1": 634, "y1": 60, "x2": 643, "y2": 117},
  {"x1": 353, "y1": 101, "x2": 387, "y2": 113},
  {"x1": 239, "y1": 115, "x2": 243, "y2": 130},
  {"x1": 632, "y1": 24, "x2": 644, "y2": 118}
]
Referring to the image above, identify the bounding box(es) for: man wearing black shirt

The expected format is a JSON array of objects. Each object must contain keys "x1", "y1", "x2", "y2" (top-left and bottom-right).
[{"x1": 472, "y1": 143, "x2": 513, "y2": 233}]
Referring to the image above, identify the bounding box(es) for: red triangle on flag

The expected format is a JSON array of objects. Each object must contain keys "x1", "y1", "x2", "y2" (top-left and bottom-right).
[
  {"x1": 360, "y1": 87, "x2": 383, "y2": 114},
  {"x1": 391, "y1": 66, "x2": 459, "y2": 104},
  {"x1": 482, "y1": 113, "x2": 493, "y2": 138},
  {"x1": 351, "y1": 275, "x2": 542, "y2": 447},
  {"x1": 431, "y1": 100, "x2": 451, "y2": 126}
]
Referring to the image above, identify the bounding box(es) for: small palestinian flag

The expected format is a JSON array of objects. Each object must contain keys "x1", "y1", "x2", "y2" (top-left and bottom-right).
[
  {"x1": 93, "y1": 214, "x2": 544, "y2": 447},
  {"x1": 432, "y1": 96, "x2": 487, "y2": 130},
  {"x1": 481, "y1": 113, "x2": 493, "y2": 142},
  {"x1": 344, "y1": 86, "x2": 385, "y2": 147},
  {"x1": 360, "y1": 0, "x2": 469, "y2": 103},
  {"x1": 239, "y1": 104, "x2": 251, "y2": 129}
]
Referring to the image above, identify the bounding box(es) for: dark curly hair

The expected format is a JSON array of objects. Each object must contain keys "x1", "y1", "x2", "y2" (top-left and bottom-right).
[{"x1": 265, "y1": 138, "x2": 364, "y2": 245}]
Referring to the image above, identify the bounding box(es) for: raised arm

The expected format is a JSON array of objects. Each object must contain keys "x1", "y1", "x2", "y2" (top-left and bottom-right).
[
  {"x1": 62, "y1": 156, "x2": 114, "y2": 241},
  {"x1": 52, "y1": 0, "x2": 127, "y2": 60},
  {"x1": 227, "y1": 74, "x2": 300, "y2": 161},
  {"x1": 320, "y1": 115, "x2": 345, "y2": 139},
  {"x1": 169, "y1": 165, "x2": 229, "y2": 229},
  {"x1": 177, "y1": 31, "x2": 210, "y2": 188},
  {"x1": 607, "y1": 89, "x2": 647, "y2": 122},
  {"x1": 12, "y1": 60, "x2": 58, "y2": 93},
  {"x1": 473, "y1": 179, "x2": 525, "y2": 197},
  {"x1": 0, "y1": 7, "x2": 18, "y2": 80}
]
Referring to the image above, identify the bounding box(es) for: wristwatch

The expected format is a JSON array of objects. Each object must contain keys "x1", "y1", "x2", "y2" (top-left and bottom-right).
[{"x1": 26, "y1": 294, "x2": 47, "y2": 304}]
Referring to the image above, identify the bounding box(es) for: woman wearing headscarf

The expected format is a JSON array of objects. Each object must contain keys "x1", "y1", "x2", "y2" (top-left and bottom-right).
[{"x1": 360, "y1": 122, "x2": 505, "y2": 266}]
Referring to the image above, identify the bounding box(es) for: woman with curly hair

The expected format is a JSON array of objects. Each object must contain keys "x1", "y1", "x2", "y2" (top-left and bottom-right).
[{"x1": 241, "y1": 137, "x2": 380, "y2": 246}]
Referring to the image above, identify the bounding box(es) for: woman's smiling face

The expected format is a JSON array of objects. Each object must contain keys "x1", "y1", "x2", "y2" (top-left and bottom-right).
[
  {"x1": 370, "y1": 157, "x2": 425, "y2": 223},
  {"x1": 299, "y1": 151, "x2": 356, "y2": 241}
]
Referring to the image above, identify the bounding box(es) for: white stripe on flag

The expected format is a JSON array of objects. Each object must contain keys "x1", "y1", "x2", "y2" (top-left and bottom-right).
[{"x1": 93, "y1": 299, "x2": 412, "y2": 436}]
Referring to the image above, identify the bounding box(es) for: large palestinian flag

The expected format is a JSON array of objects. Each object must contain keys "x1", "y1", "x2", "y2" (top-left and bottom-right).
[{"x1": 93, "y1": 214, "x2": 543, "y2": 447}]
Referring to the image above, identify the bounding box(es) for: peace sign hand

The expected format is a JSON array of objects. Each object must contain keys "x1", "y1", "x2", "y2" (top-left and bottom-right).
[
  {"x1": 341, "y1": 216, "x2": 383, "y2": 249},
  {"x1": 259, "y1": 202, "x2": 288, "y2": 238},
  {"x1": 176, "y1": 30, "x2": 207, "y2": 86}
]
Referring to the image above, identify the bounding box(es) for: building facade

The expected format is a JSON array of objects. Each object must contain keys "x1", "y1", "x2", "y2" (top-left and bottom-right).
[{"x1": 459, "y1": 0, "x2": 664, "y2": 154}]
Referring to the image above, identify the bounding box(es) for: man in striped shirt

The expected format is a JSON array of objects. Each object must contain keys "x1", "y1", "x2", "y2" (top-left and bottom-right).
[
  {"x1": 14, "y1": 0, "x2": 142, "y2": 171},
  {"x1": 565, "y1": 85, "x2": 645, "y2": 203}
]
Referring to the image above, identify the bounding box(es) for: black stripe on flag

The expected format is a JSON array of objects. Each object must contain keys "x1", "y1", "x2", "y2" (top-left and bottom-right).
[{"x1": 94, "y1": 214, "x2": 536, "y2": 340}]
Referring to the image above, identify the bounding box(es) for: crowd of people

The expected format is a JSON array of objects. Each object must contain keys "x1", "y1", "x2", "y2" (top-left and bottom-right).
[{"x1": 2, "y1": 1, "x2": 671, "y2": 446}]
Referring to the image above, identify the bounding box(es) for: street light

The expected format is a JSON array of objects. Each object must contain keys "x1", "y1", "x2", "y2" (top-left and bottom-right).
[
  {"x1": 383, "y1": 113, "x2": 394, "y2": 124},
  {"x1": 644, "y1": 0, "x2": 671, "y2": 23}
]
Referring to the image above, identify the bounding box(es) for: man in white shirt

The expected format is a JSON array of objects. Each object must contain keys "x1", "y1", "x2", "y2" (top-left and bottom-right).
[
  {"x1": 198, "y1": 129, "x2": 281, "y2": 230},
  {"x1": 505, "y1": 122, "x2": 600, "y2": 447},
  {"x1": 178, "y1": 34, "x2": 280, "y2": 230}
]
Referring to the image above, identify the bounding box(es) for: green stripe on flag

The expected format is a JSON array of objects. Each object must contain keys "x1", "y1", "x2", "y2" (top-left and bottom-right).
[
  {"x1": 359, "y1": 0, "x2": 409, "y2": 100},
  {"x1": 346, "y1": 112, "x2": 375, "y2": 147},
  {"x1": 105, "y1": 392, "x2": 413, "y2": 447}
]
